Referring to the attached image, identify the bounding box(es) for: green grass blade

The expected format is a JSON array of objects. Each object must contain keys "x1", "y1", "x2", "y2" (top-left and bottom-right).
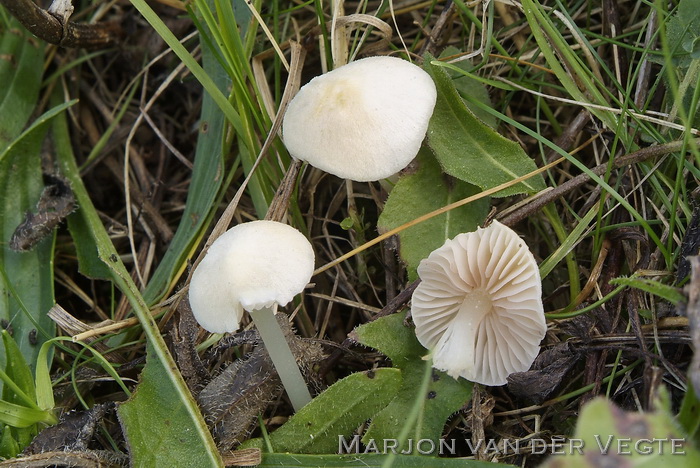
[
  {"x1": 521, "y1": 0, "x2": 619, "y2": 133},
  {"x1": 142, "y1": 18, "x2": 232, "y2": 305},
  {"x1": 0, "y1": 101, "x2": 76, "y2": 163},
  {"x1": 459, "y1": 92, "x2": 668, "y2": 259},
  {"x1": 129, "y1": 0, "x2": 247, "y2": 142},
  {"x1": 34, "y1": 339, "x2": 55, "y2": 412},
  {"x1": 0, "y1": 20, "x2": 43, "y2": 149},
  {"x1": 539, "y1": 203, "x2": 599, "y2": 279},
  {"x1": 609, "y1": 276, "x2": 686, "y2": 305},
  {"x1": 1, "y1": 331, "x2": 35, "y2": 404},
  {"x1": 51, "y1": 96, "x2": 223, "y2": 467},
  {"x1": 258, "y1": 453, "x2": 512, "y2": 467},
  {"x1": 0, "y1": 400, "x2": 54, "y2": 428}
]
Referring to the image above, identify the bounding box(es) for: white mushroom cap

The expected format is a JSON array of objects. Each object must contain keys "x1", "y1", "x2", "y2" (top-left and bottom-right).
[
  {"x1": 411, "y1": 221, "x2": 546, "y2": 386},
  {"x1": 188, "y1": 220, "x2": 315, "y2": 334},
  {"x1": 282, "y1": 56, "x2": 437, "y2": 182}
]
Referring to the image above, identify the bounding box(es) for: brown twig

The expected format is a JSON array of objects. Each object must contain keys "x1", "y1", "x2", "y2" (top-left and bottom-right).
[
  {"x1": 0, "y1": 0, "x2": 120, "y2": 49},
  {"x1": 500, "y1": 138, "x2": 700, "y2": 226},
  {"x1": 419, "y1": 0, "x2": 456, "y2": 56}
]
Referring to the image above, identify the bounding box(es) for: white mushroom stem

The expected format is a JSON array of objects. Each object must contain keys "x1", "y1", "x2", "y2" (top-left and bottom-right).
[
  {"x1": 249, "y1": 305, "x2": 312, "y2": 411},
  {"x1": 433, "y1": 289, "x2": 492, "y2": 380}
]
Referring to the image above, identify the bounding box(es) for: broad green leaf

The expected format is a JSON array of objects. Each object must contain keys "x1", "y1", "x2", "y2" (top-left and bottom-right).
[
  {"x1": 424, "y1": 56, "x2": 545, "y2": 197},
  {"x1": 609, "y1": 276, "x2": 686, "y2": 305},
  {"x1": 353, "y1": 313, "x2": 425, "y2": 365},
  {"x1": 363, "y1": 361, "x2": 472, "y2": 454},
  {"x1": 424, "y1": 56, "x2": 546, "y2": 197},
  {"x1": 355, "y1": 314, "x2": 472, "y2": 453},
  {"x1": 259, "y1": 453, "x2": 512, "y2": 467},
  {"x1": 665, "y1": 0, "x2": 700, "y2": 66},
  {"x1": 241, "y1": 369, "x2": 402, "y2": 454},
  {"x1": 51, "y1": 98, "x2": 223, "y2": 467},
  {"x1": 541, "y1": 395, "x2": 700, "y2": 467},
  {"x1": 438, "y1": 47, "x2": 497, "y2": 128},
  {"x1": 378, "y1": 149, "x2": 488, "y2": 281},
  {"x1": 118, "y1": 343, "x2": 223, "y2": 467},
  {"x1": 0, "y1": 31, "x2": 58, "y2": 375}
]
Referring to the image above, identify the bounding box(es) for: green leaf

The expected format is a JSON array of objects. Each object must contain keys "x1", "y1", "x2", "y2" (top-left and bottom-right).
[
  {"x1": 0, "y1": 19, "x2": 43, "y2": 149},
  {"x1": 437, "y1": 47, "x2": 497, "y2": 128},
  {"x1": 0, "y1": 106, "x2": 63, "y2": 379},
  {"x1": 0, "y1": 21, "x2": 55, "y2": 373},
  {"x1": 665, "y1": 0, "x2": 700, "y2": 67},
  {"x1": 355, "y1": 315, "x2": 472, "y2": 453},
  {"x1": 34, "y1": 340, "x2": 55, "y2": 412},
  {"x1": 353, "y1": 313, "x2": 424, "y2": 365},
  {"x1": 0, "y1": 24, "x2": 24, "y2": 104},
  {"x1": 340, "y1": 217, "x2": 354, "y2": 230},
  {"x1": 424, "y1": 56, "x2": 546, "y2": 197},
  {"x1": 0, "y1": 101, "x2": 76, "y2": 164},
  {"x1": 0, "y1": 399, "x2": 54, "y2": 428},
  {"x1": 258, "y1": 453, "x2": 511, "y2": 467},
  {"x1": 378, "y1": 149, "x2": 488, "y2": 281},
  {"x1": 0, "y1": 425, "x2": 20, "y2": 459},
  {"x1": 540, "y1": 395, "x2": 700, "y2": 467},
  {"x1": 242, "y1": 369, "x2": 402, "y2": 454},
  {"x1": 118, "y1": 343, "x2": 223, "y2": 467},
  {"x1": 519, "y1": 0, "x2": 618, "y2": 132},
  {"x1": 66, "y1": 210, "x2": 111, "y2": 280},
  {"x1": 1, "y1": 331, "x2": 35, "y2": 404},
  {"x1": 608, "y1": 276, "x2": 686, "y2": 305},
  {"x1": 51, "y1": 97, "x2": 223, "y2": 467}
]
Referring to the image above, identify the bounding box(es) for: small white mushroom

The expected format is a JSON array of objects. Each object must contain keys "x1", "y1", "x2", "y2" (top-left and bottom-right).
[
  {"x1": 282, "y1": 56, "x2": 437, "y2": 182},
  {"x1": 411, "y1": 221, "x2": 546, "y2": 386},
  {"x1": 189, "y1": 220, "x2": 315, "y2": 410}
]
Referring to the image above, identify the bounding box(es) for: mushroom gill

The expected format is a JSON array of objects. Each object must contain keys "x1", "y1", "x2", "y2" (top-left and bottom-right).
[{"x1": 411, "y1": 221, "x2": 546, "y2": 386}]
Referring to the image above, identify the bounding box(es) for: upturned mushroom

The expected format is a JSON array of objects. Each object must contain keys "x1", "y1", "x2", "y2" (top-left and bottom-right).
[
  {"x1": 282, "y1": 55, "x2": 437, "y2": 182},
  {"x1": 188, "y1": 220, "x2": 315, "y2": 410},
  {"x1": 411, "y1": 221, "x2": 546, "y2": 386}
]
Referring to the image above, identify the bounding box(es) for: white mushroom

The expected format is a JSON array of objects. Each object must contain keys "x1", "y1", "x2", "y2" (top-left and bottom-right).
[
  {"x1": 189, "y1": 220, "x2": 315, "y2": 410},
  {"x1": 411, "y1": 221, "x2": 546, "y2": 386},
  {"x1": 282, "y1": 56, "x2": 437, "y2": 182}
]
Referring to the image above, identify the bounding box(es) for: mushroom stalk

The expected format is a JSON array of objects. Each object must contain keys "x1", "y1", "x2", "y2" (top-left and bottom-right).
[{"x1": 249, "y1": 305, "x2": 312, "y2": 411}]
